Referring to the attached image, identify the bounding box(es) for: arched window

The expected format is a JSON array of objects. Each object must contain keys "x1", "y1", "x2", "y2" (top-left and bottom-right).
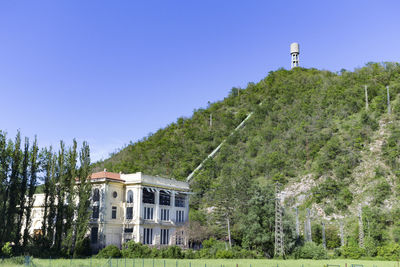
[
  {"x1": 93, "y1": 188, "x2": 100, "y2": 202},
  {"x1": 127, "y1": 190, "x2": 133, "y2": 203}
]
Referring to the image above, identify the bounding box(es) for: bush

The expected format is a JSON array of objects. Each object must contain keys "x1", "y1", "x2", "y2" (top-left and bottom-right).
[
  {"x1": 96, "y1": 245, "x2": 121, "y2": 258},
  {"x1": 377, "y1": 243, "x2": 400, "y2": 260},
  {"x1": 1, "y1": 242, "x2": 12, "y2": 257},
  {"x1": 160, "y1": 246, "x2": 183, "y2": 259},
  {"x1": 215, "y1": 249, "x2": 234, "y2": 259},
  {"x1": 74, "y1": 237, "x2": 92, "y2": 258},
  {"x1": 184, "y1": 249, "x2": 196, "y2": 259},
  {"x1": 341, "y1": 245, "x2": 365, "y2": 259},
  {"x1": 121, "y1": 241, "x2": 152, "y2": 258},
  {"x1": 294, "y1": 242, "x2": 327, "y2": 259}
]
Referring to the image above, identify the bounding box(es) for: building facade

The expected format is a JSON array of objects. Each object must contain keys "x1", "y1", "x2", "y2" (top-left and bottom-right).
[{"x1": 28, "y1": 171, "x2": 190, "y2": 252}]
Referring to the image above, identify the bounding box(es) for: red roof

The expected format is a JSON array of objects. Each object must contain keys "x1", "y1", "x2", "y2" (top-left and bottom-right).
[{"x1": 90, "y1": 171, "x2": 123, "y2": 182}]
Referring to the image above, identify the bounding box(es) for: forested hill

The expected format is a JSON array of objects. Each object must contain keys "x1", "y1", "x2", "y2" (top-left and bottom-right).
[{"x1": 95, "y1": 62, "x2": 400, "y2": 220}]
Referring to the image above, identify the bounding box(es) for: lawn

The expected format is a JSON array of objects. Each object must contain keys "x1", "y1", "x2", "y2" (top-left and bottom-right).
[{"x1": 1, "y1": 258, "x2": 400, "y2": 267}]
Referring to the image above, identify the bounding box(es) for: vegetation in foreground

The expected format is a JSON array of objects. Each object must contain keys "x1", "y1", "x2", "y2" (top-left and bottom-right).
[{"x1": 2, "y1": 257, "x2": 400, "y2": 267}]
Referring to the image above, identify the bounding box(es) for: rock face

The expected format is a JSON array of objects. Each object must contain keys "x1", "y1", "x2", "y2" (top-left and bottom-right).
[{"x1": 281, "y1": 116, "x2": 400, "y2": 222}]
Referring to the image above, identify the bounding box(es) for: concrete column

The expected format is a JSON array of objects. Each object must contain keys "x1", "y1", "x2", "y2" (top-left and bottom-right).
[
  {"x1": 135, "y1": 186, "x2": 142, "y2": 243},
  {"x1": 185, "y1": 193, "x2": 189, "y2": 222},
  {"x1": 171, "y1": 191, "x2": 176, "y2": 222},
  {"x1": 155, "y1": 189, "x2": 160, "y2": 223},
  {"x1": 137, "y1": 186, "x2": 142, "y2": 219}
]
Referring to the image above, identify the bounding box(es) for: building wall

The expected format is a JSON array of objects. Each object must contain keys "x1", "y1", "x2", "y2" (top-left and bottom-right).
[{"x1": 27, "y1": 172, "x2": 190, "y2": 252}]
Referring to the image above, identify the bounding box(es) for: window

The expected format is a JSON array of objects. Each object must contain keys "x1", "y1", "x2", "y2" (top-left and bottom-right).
[
  {"x1": 124, "y1": 228, "x2": 133, "y2": 233},
  {"x1": 93, "y1": 189, "x2": 100, "y2": 202},
  {"x1": 112, "y1": 206, "x2": 117, "y2": 219},
  {"x1": 160, "y1": 229, "x2": 169, "y2": 245},
  {"x1": 159, "y1": 190, "x2": 170, "y2": 206},
  {"x1": 142, "y1": 188, "x2": 154, "y2": 204},
  {"x1": 126, "y1": 207, "x2": 133, "y2": 220},
  {"x1": 176, "y1": 210, "x2": 184, "y2": 223},
  {"x1": 176, "y1": 232, "x2": 184, "y2": 245},
  {"x1": 112, "y1": 191, "x2": 118, "y2": 198},
  {"x1": 175, "y1": 194, "x2": 185, "y2": 207},
  {"x1": 176, "y1": 236, "x2": 183, "y2": 245},
  {"x1": 143, "y1": 228, "x2": 153, "y2": 244},
  {"x1": 144, "y1": 207, "x2": 153, "y2": 220},
  {"x1": 127, "y1": 190, "x2": 133, "y2": 203},
  {"x1": 92, "y1": 206, "x2": 99, "y2": 219},
  {"x1": 161, "y1": 209, "x2": 169, "y2": 221},
  {"x1": 91, "y1": 227, "x2": 98, "y2": 244}
]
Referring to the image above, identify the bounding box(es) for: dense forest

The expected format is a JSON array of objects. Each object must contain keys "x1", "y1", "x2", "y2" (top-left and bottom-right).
[{"x1": 95, "y1": 63, "x2": 400, "y2": 258}]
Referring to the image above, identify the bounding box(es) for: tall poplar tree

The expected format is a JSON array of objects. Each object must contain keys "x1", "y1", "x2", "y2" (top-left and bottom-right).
[
  {"x1": 73, "y1": 141, "x2": 92, "y2": 257},
  {"x1": 63, "y1": 140, "x2": 78, "y2": 253},
  {"x1": 4, "y1": 132, "x2": 22, "y2": 242},
  {"x1": 54, "y1": 141, "x2": 66, "y2": 250},
  {"x1": 15, "y1": 138, "x2": 30, "y2": 246},
  {"x1": 0, "y1": 131, "x2": 11, "y2": 244},
  {"x1": 45, "y1": 150, "x2": 57, "y2": 247},
  {"x1": 23, "y1": 137, "x2": 39, "y2": 247}
]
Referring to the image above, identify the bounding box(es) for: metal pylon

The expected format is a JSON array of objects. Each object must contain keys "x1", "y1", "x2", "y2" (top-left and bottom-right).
[
  {"x1": 359, "y1": 205, "x2": 364, "y2": 248},
  {"x1": 274, "y1": 183, "x2": 284, "y2": 257}
]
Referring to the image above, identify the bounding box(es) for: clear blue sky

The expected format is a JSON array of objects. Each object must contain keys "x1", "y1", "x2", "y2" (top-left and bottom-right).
[{"x1": 1, "y1": 0, "x2": 399, "y2": 162}]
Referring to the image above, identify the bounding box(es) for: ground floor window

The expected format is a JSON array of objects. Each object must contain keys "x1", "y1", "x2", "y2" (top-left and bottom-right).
[
  {"x1": 160, "y1": 229, "x2": 169, "y2": 245},
  {"x1": 143, "y1": 228, "x2": 153, "y2": 244},
  {"x1": 124, "y1": 228, "x2": 133, "y2": 233},
  {"x1": 176, "y1": 235, "x2": 184, "y2": 245},
  {"x1": 91, "y1": 227, "x2": 98, "y2": 244}
]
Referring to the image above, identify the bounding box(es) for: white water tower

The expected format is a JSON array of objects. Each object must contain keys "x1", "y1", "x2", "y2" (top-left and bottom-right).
[{"x1": 290, "y1": 42, "x2": 300, "y2": 69}]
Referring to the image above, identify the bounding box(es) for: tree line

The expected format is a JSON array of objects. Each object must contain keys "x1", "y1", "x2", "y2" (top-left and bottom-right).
[{"x1": 0, "y1": 131, "x2": 92, "y2": 257}]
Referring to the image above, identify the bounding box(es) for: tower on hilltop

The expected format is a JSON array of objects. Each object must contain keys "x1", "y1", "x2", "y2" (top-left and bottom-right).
[{"x1": 290, "y1": 42, "x2": 300, "y2": 69}]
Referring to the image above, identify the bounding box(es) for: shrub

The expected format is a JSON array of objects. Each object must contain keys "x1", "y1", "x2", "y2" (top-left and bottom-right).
[
  {"x1": 74, "y1": 237, "x2": 92, "y2": 258},
  {"x1": 160, "y1": 246, "x2": 183, "y2": 259},
  {"x1": 96, "y1": 245, "x2": 121, "y2": 258},
  {"x1": 121, "y1": 241, "x2": 152, "y2": 258},
  {"x1": 184, "y1": 249, "x2": 196, "y2": 259},
  {"x1": 294, "y1": 242, "x2": 327, "y2": 259},
  {"x1": 341, "y1": 245, "x2": 365, "y2": 259},
  {"x1": 377, "y1": 243, "x2": 400, "y2": 260},
  {"x1": 215, "y1": 249, "x2": 234, "y2": 259},
  {"x1": 1, "y1": 242, "x2": 12, "y2": 257}
]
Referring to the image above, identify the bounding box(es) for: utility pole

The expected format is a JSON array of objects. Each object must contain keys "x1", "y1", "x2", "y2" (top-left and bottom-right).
[
  {"x1": 365, "y1": 85, "x2": 369, "y2": 111},
  {"x1": 209, "y1": 113, "x2": 213, "y2": 128},
  {"x1": 322, "y1": 222, "x2": 326, "y2": 249},
  {"x1": 340, "y1": 221, "x2": 345, "y2": 247},
  {"x1": 306, "y1": 208, "x2": 312, "y2": 242},
  {"x1": 274, "y1": 183, "x2": 285, "y2": 257},
  {"x1": 295, "y1": 207, "x2": 300, "y2": 238},
  {"x1": 359, "y1": 205, "x2": 364, "y2": 248},
  {"x1": 387, "y1": 86, "x2": 391, "y2": 115}
]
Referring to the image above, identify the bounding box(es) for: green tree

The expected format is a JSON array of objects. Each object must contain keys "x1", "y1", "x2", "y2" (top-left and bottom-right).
[{"x1": 73, "y1": 141, "x2": 92, "y2": 258}]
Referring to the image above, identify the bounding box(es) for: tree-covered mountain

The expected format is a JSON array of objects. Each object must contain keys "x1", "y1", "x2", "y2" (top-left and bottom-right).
[{"x1": 95, "y1": 63, "x2": 400, "y2": 256}]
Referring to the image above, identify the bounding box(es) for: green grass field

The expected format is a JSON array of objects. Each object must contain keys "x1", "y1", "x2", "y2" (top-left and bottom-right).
[{"x1": 1, "y1": 258, "x2": 400, "y2": 267}]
